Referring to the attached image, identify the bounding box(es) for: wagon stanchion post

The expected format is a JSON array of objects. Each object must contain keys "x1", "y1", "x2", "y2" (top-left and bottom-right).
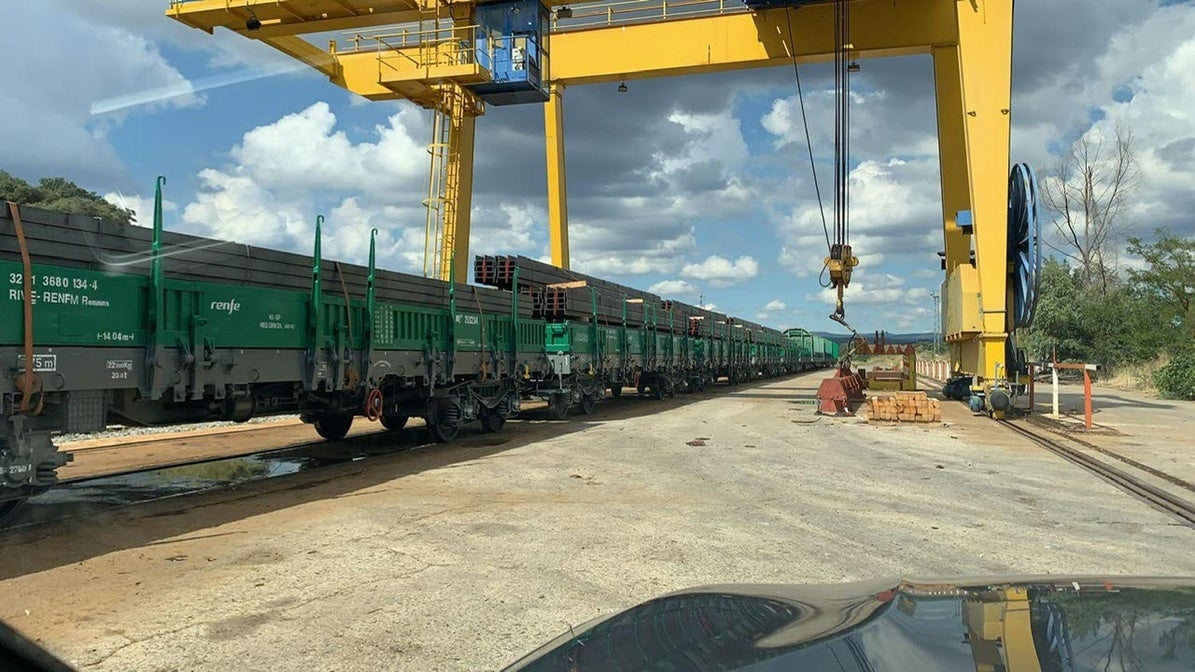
[
  {"x1": 366, "y1": 229, "x2": 377, "y2": 348},
  {"x1": 145, "y1": 176, "x2": 167, "y2": 399},
  {"x1": 510, "y1": 266, "x2": 520, "y2": 384},
  {"x1": 447, "y1": 251, "x2": 456, "y2": 377},
  {"x1": 590, "y1": 286, "x2": 600, "y2": 391},
  {"x1": 309, "y1": 216, "x2": 325, "y2": 391},
  {"x1": 363, "y1": 229, "x2": 379, "y2": 416}
]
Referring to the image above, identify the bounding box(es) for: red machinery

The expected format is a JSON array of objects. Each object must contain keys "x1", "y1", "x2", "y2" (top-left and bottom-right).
[{"x1": 816, "y1": 365, "x2": 866, "y2": 416}]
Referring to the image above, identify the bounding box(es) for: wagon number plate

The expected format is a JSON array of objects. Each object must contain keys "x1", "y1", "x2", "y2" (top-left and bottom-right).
[{"x1": 16, "y1": 354, "x2": 57, "y2": 372}]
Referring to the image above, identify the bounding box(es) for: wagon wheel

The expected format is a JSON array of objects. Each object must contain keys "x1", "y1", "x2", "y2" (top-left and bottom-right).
[
  {"x1": 479, "y1": 399, "x2": 508, "y2": 433},
  {"x1": 313, "y1": 414, "x2": 353, "y2": 441},
  {"x1": 0, "y1": 499, "x2": 23, "y2": 525},
  {"x1": 578, "y1": 393, "x2": 596, "y2": 415},
  {"x1": 547, "y1": 393, "x2": 569, "y2": 421},
  {"x1": 479, "y1": 409, "x2": 505, "y2": 433},
  {"x1": 426, "y1": 399, "x2": 461, "y2": 443},
  {"x1": 380, "y1": 413, "x2": 408, "y2": 432}
]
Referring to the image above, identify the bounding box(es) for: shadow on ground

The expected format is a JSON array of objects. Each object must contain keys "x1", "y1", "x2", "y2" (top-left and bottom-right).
[{"x1": 0, "y1": 372, "x2": 827, "y2": 579}]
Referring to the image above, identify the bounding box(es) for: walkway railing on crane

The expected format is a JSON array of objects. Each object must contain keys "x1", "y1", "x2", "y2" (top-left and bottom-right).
[
  {"x1": 552, "y1": 0, "x2": 748, "y2": 31},
  {"x1": 341, "y1": 23, "x2": 499, "y2": 73},
  {"x1": 337, "y1": 0, "x2": 748, "y2": 46}
]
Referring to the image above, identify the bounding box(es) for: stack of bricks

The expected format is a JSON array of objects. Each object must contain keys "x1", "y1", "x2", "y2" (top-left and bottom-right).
[{"x1": 866, "y1": 391, "x2": 942, "y2": 423}]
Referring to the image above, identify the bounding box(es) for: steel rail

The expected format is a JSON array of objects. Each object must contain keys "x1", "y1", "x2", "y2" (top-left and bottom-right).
[
  {"x1": 1000, "y1": 420, "x2": 1195, "y2": 527},
  {"x1": 1022, "y1": 416, "x2": 1195, "y2": 495}
]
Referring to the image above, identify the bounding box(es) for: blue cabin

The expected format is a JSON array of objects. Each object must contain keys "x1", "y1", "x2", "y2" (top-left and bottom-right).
[{"x1": 469, "y1": 0, "x2": 550, "y2": 106}]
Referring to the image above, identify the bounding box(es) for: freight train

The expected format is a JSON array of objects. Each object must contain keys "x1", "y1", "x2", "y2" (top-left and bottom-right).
[{"x1": 0, "y1": 192, "x2": 838, "y2": 516}]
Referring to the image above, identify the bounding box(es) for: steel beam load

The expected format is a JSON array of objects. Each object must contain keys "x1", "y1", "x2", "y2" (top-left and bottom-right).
[
  {"x1": 0, "y1": 207, "x2": 532, "y2": 317},
  {"x1": 473, "y1": 255, "x2": 746, "y2": 331}
]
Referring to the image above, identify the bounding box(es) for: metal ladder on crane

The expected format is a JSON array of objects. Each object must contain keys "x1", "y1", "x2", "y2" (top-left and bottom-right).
[
  {"x1": 423, "y1": 86, "x2": 463, "y2": 279},
  {"x1": 418, "y1": 0, "x2": 482, "y2": 281}
]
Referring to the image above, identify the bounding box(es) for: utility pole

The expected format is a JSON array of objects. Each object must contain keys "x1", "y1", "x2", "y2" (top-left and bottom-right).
[{"x1": 929, "y1": 291, "x2": 941, "y2": 356}]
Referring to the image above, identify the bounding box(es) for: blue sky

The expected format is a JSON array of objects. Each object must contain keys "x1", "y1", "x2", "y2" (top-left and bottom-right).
[{"x1": 4, "y1": 1, "x2": 1194, "y2": 334}]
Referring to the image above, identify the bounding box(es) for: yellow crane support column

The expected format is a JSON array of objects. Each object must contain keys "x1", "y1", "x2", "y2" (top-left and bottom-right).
[
  {"x1": 544, "y1": 83, "x2": 570, "y2": 269},
  {"x1": 937, "y1": 0, "x2": 1013, "y2": 384},
  {"x1": 932, "y1": 46, "x2": 974, "y2": 284},
  {"x1": 933, "y1": 44, "x2": 976, "y2": 376}
]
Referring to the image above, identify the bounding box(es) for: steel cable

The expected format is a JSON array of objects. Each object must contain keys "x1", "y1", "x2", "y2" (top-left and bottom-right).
[{"x1": 782, "y1": 6, "x2": 831, "y2": 258}]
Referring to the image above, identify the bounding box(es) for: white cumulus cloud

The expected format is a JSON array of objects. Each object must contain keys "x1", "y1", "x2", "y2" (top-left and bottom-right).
[
  {"x1": 2, "y1": 2, "x2": 199, "y2": 187},
  {"x1": 179, "y1": 102, "x2": 430, "y2": 272},
  {"x1": 680, "y1": 255, "x2": 759, "y2": 286},
  {"x1": 102, "y1": 191, "x2": 177, "y2": 227},
  {"x1": 647, "y1": 279, "x2": 699, "y2": 297},
  {"x1": 778, "y1": 157, "x2": 941, "y2": 279}
]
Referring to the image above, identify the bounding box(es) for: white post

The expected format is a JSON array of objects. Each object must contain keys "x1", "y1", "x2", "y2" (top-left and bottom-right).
[{"x1": 1051, "y1": 365, "x2": 1059, "y2": 418}]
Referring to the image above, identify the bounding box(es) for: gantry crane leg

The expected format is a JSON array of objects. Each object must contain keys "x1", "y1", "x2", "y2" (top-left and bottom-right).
[
  {"x1": 936, "y1": 0, "x2": 1013, "y2": 383},
  {"x1": 933, "y1": 45, "x2": 976, "y2": 376},
  {"x1": 544, "y1": 83, "x2": 570, "y2": 269}
]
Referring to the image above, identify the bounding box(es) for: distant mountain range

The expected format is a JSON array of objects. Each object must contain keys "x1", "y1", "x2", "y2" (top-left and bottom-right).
[{"x1": 811, "y1": 331, "x2": 936, "y2": 345}]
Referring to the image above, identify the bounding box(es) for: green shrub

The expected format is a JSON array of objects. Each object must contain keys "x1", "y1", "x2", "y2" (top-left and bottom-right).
[{"x1": 1154, "y1": 352, "x2": 1195, "y2": 400}]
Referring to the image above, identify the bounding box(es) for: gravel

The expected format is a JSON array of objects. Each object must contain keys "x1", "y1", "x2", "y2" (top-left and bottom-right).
[{"x1": 54, "y1": 414, "x2": 300, "y2": 445}]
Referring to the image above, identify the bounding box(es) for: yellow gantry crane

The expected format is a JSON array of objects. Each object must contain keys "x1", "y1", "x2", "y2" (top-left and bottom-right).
[{"x1": 167, "y1": 0, "x2": 1021, "y2": 404}]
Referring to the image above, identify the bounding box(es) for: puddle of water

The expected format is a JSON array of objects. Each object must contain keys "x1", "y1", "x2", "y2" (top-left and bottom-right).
[
  {"x1": 2, "y1": 444, "x2": 363, "y2": 531},
  {"x1": 2, "y1": 421, "x2": 521, "y2": 532}
]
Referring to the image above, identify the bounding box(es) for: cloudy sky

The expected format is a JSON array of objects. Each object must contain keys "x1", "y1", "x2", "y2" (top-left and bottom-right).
[{"x1": 4, "y1": 0, "x2": 1193, "y2": 333}]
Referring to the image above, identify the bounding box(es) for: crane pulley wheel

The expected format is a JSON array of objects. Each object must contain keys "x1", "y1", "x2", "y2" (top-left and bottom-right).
[{"x1": 1008, "y1": 163, "x2": 1042, "y2": 330}]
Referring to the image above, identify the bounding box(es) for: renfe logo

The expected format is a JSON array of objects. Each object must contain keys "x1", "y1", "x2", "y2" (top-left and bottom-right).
[{"x1": 210, "y1": 299, "x2": 242, "y2": 314}]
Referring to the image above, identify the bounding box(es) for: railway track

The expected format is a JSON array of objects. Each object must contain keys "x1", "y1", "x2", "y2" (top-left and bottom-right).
[
  {"x1": 915, "y1": 375, "x2": 1193, "y2": 526},
  {"x1": 57, "y1": 418, "x2": 376, "y2": 483},
  {"x1": 1000, "y1": 419, "x2": 1195, "y2": 527},
  {"x1": 1022, "y1": 415, "x2": 1195, "y2": 495}
]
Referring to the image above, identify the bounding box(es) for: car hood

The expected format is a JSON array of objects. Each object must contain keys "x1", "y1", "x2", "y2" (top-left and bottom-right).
[{"x1": 504, "y1": 576, "x2": 1195, "y2": 671}]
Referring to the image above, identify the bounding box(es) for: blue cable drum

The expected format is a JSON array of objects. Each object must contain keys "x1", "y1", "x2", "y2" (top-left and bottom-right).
[{"x1": 1008, "y1": 163, "x2": 1042, "y2": 329}]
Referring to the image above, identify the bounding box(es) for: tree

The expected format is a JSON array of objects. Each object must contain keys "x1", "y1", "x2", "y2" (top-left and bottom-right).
[
  {"x1": 1127, "y1": 229, "x2": 1195, "y2": 343},
  {"x1": 1022, "y1": 257, "x2": 1170, "y2": 368},
  {"x1": 1021, "y1": 259, "x2": 1085, "y2": 361},
  {"x1": 0, "y1": 170, "x2": 134, "y2": 225},
  {"x1": 1040, "y1": 124, "x2": 1139, "y2": 294}
]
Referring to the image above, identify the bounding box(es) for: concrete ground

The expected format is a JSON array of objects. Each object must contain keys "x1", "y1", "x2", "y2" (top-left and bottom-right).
[{"x1": 2, "y1": 371, "x2": 1193, "y2": 671}]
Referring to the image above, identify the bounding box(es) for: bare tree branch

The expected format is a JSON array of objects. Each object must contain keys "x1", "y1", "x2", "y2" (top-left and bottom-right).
[{"x1": 1039, "y1": 122, "x2": 1138, "y2": 293}]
